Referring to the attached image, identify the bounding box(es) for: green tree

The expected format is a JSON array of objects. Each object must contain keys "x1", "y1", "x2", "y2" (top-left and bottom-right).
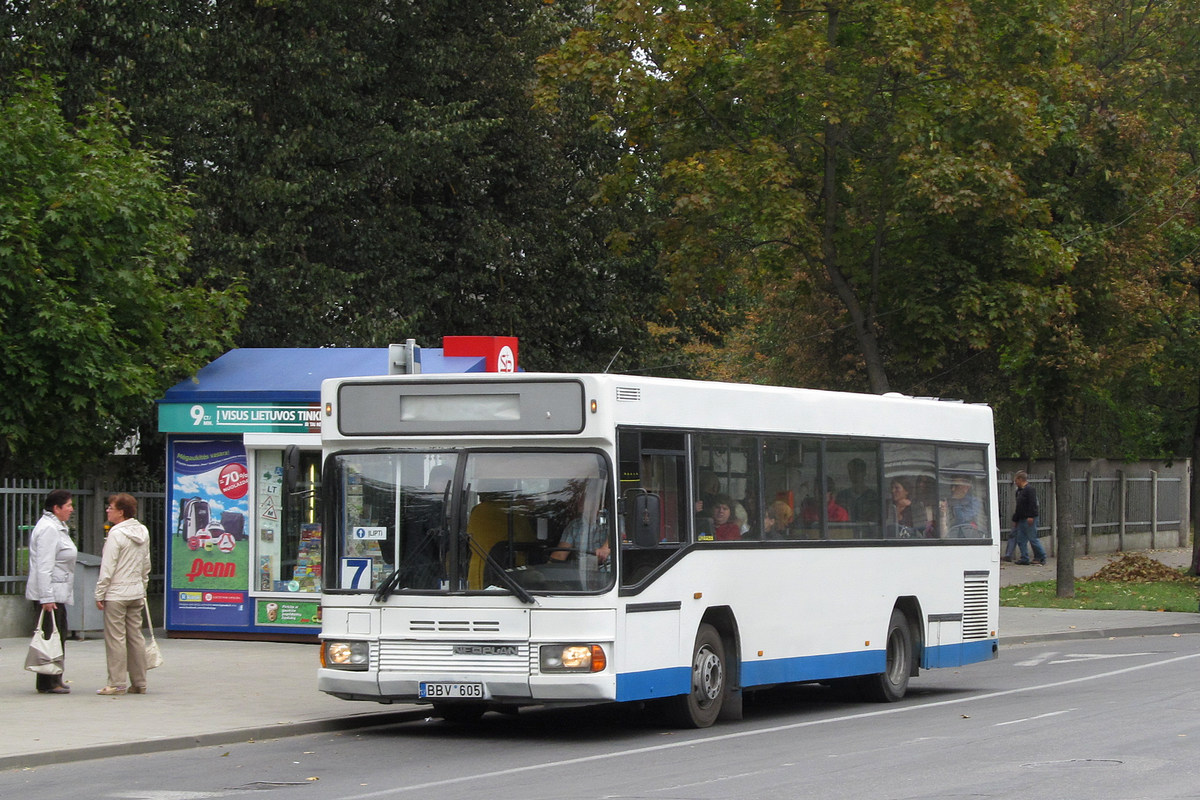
[
  {"x1": 990, "y1": 0, "x2": 1199, "y2": 594},
  {"x1": 0, "y1": 73, "x2": 245, "y2": 476},
  {"x1": 538, "y1": 0, "x2": 1078, "y2": 390},
  {"x1": 1, "y1": 0, "x2": 664, "y2": 371}
]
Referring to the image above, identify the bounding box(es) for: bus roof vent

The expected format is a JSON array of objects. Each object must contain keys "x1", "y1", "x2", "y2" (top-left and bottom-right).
[{"x1": 616, "y1": 387, "x2": 641, "y2": 402}]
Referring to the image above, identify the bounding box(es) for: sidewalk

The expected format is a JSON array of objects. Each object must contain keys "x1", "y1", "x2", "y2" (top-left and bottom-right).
[
  {"x1": 998, "y1": 544, "x2": 1195, "y2": 589},
  {"x1": 0, "y1": 635, "x2": 424, "y2": 771},
  {"x1": 1, "y1": 547, "x2": 1197, "y2": 771}
]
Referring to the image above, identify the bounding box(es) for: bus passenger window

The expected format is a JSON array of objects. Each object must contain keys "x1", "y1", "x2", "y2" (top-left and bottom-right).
[
  {"x1": 825, "y1": 444, "x2": 881, "y2": 539},
  {"x1": 937, "y1": 446, "x2": 989, "y2": 539},
  {"x1": 763, "y1": 438, "x2": 813, "y2": 540},
  {"x1": 882, "y1": 443, "x2": 937, "y2": 538},
  {"x1": 694, "y1": 434, "x2": 759, "y2": 540}
]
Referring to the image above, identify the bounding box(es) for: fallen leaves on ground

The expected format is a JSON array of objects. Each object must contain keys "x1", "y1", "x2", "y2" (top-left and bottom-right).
[{"x1": 1084, "y1": 553, "x2": 1194, "y2": 583}]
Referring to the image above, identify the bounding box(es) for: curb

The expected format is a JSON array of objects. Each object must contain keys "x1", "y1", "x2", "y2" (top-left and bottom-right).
[
  {"x1": 999, "y1": 621, "x2": 1200, "y2": 647},
  {"x1": 0, "y1": 707, "x2": 428, "y2": 772}
]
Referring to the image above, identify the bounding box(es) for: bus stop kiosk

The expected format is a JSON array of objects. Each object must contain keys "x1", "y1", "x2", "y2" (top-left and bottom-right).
[{"x1": 155, "y1": 336, "x2": 518, "y2": 639}]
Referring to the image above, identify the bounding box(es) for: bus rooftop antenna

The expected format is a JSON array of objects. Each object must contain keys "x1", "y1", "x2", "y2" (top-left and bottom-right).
[{"x1": 603, "y1": 347, "x2": 623, "y2": 374}]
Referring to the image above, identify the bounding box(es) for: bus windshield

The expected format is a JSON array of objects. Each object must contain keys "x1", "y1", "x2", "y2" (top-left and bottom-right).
[{"x1": 328, "y1": 450, "x2": 613, "y2": 596}]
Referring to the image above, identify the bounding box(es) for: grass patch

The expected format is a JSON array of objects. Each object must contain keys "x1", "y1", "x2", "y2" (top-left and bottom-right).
[
  {"x1": 1001, "y1": 579, "x2": 1200, "y2": 612},
  {"x1": 1001, "y1": 552, "x2": 1199, "y2": 612}
]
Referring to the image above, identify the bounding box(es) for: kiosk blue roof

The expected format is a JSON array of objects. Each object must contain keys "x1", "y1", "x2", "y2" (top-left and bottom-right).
[{"x1": 159, "y1": 347, "x2": 487, "y2": 404}]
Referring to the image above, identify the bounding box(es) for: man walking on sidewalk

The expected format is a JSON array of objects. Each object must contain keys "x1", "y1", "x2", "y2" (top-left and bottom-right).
[{"x1": 1012, "y1": 471, "x2": 1046, "y2": 565}]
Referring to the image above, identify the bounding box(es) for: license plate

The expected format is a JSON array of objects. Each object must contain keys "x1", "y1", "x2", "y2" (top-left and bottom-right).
[{"x1": 419, "y1": 682, "x2": 485, "y2": 699}]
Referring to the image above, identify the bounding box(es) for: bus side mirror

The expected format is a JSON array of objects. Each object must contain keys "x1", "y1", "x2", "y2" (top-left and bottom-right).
[{"x1": 629, "y1": 493, "x2": 661, "y2": 548}]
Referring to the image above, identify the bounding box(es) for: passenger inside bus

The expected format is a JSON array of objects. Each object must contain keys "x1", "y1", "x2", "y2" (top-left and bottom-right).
[
  {"x1": 885, "y1": 476, "x2": 917, "y2": 538},
  {"x1": 837, "y1": 458, "x2": 880, "y2": 525},
  {"x1": 763, "y1": 499, "x2": 794, "y2": 538},
  {"x1": 695, "y1": 471, "x2": 721, "y2": 518},
  {"x1": 914, "y1": 474, "x2": 938, "y2": 536},
  {"x1": 732, "y1": 500, "x2": 751, "y2": 538},
  {"x1": 940, "y1": 475, "x2": 984, "y2": 538},
  {"x1": 550, "y1": 490, "x2": 610, "y2": 565},
  {"x1": 710, "y1": 494, "x2": 741, "y2": 541}
]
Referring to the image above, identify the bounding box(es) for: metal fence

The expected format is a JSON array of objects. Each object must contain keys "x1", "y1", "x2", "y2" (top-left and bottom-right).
[
  {"x1": 1, "y1": 477, "x2": 166, "y2": 595},
  {"x1": 996, "y1": 470, "x2": 1188, "y2": 556}
]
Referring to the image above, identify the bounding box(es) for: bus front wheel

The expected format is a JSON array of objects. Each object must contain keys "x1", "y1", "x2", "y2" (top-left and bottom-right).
[
  {"x1": 665, "y1": 623, "x2": 726, "y2": 728},
  {"x1": 861, "y1": 608, "x2": 913, "y2": 702}
]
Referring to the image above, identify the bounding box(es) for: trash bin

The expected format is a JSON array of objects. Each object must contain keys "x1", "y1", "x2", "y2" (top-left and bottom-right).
[{"x1": 68, "y1": 552, "x2": 103, "y2": 639}]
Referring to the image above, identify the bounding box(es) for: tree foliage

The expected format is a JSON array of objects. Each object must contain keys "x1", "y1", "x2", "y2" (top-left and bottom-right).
[
  {"x1": 1, "y1": 0, "x2": 663, "y2": 371},
  {"x1": 0, "y1": 73, "x2": 245, "y2": 476},
  {"x1": 538, "y1": 0, "x2": 1082, "y2": 393}
]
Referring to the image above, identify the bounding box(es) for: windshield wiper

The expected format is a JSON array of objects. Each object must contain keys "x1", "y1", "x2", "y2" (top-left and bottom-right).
[
  {"x1": 459, "y1": 531, "x2": 537, "y2": 605},
  {"x1": 373, "y1": 524, "x2": 446, "y2": 602},
  {"x1": 372, "y1": 563, "x2": 406, "y2": 603}
]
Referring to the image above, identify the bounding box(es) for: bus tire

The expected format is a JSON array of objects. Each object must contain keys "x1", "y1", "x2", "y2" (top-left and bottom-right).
[
  {"x1": 433, "y1": 701, "x2": 487, "y2": 723},
  {"x1": 861, "y1": 608, "x2": 913, "y2": 703},
  {"x1": 664, "y1": 623, "x2": 726, "y2": 728}
]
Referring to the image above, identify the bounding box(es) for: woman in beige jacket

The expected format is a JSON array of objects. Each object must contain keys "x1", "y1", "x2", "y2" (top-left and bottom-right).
[{"x1": 94, "y1": 493, "x2": 152, "y2": 695}]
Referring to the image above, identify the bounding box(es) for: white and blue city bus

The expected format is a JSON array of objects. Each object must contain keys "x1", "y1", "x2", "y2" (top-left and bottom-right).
[{"x1": 317, "y1": 373, "x2": 999, "y2": 727}]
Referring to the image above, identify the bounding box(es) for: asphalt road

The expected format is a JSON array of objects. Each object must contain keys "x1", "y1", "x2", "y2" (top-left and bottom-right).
[{"x1": 6, "y1": 633, "x2": 1200, "y2": 800}]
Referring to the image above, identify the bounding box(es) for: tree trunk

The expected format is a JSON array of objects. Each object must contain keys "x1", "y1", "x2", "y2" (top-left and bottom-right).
[
  {"x1": 1049, "y1": 412, "x2": 1075, "y2": 597},
  {"x1": 818, "y1": 8, "x2": 890, "y2": 395},
  {"x1": 1190, "y1": 394, "x2": 1200, "y2": 575}
]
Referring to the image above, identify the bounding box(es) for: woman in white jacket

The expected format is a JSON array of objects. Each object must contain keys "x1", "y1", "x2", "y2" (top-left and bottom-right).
[
  {"x1": 95, "y1": 493, "x2": 152, "y2": 696},
  {"x1": 25, "y1": 489, "x2": 78, "y2": 694}
]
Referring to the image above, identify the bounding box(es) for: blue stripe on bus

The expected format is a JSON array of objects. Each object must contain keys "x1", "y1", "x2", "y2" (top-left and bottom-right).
[
  {"x1": 616, "y1": 667, "x2": 692, "y2": 701},
  {"x1": 616, "y1": 639, "x2": 997, "y2": 702},
  {"x1": 922, "y1": 638, "x2": 998, "y2": 668},
  {"x1": 741, "y1": 650, "x2": 885, "y2": 686}
]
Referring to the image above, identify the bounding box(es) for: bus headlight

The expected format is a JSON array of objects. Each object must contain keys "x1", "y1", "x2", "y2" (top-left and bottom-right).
[
  {"x1": 322, "y1": 640, "x2": 369, "y2": 670},
  {"x1": 540, "y1": 644, "x2": 606, "y2": 673}
]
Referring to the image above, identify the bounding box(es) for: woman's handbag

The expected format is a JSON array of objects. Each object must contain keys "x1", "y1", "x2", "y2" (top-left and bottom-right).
[
  {"x1": 24, "y1": 608, "x2": 64, "y2": 675},
  {"x1": 143, "y1": 599, "x2": 164, "y2": 670}
]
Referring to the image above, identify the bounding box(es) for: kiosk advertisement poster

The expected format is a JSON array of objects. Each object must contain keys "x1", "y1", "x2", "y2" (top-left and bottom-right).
[
  {"x1": 255, "y1": 599, "x2": 321, "y2": 627},
  {"x1": 168, "y1": 438, "x2": 251, "y2": 628}
]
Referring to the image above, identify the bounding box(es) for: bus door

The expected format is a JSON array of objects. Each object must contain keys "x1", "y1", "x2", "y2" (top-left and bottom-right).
[{"x1": 616, "y1": 430, "x2": 690, "y2": 701}]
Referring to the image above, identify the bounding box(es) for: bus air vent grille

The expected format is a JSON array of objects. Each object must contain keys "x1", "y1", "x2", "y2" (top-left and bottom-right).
[
  {"x1": 409, "y1": 619, "x2": 502, "y2": 633},
  {"x1": 616, "y1": 387, "x2": 641, "y2": 402},
  {"x1": 377, "y1": 640, "x2": 529, "y2": 674},
  {"x1": 961, "y1": 574, "x2": 990, "y2": 640}
]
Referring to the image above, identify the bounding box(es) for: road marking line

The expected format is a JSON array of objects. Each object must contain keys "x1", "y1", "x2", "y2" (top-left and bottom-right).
[
  {"x1": 1049, "y1": 652, "x2": 1156, "y2": 664},
  {"x1": 995, "y1": 708, "x2": 1078, "y2": 726},
  {"x1": 1013, "y1": 651, "x2": 1058, "y2": 666}
]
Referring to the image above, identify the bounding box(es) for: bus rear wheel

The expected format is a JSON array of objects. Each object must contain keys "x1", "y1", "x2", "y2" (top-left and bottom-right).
[
  {"x1": 664, "y1": 623, "x2": 725, "y2": 728},
  {"x1": 860, "y1": 608, "x2": 913, "y2": 702}
]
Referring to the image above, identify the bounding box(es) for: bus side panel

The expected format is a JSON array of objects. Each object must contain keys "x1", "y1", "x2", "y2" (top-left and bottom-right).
[{"x1": 615, "y1": 604, "x2": 688, "y2": 702}]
